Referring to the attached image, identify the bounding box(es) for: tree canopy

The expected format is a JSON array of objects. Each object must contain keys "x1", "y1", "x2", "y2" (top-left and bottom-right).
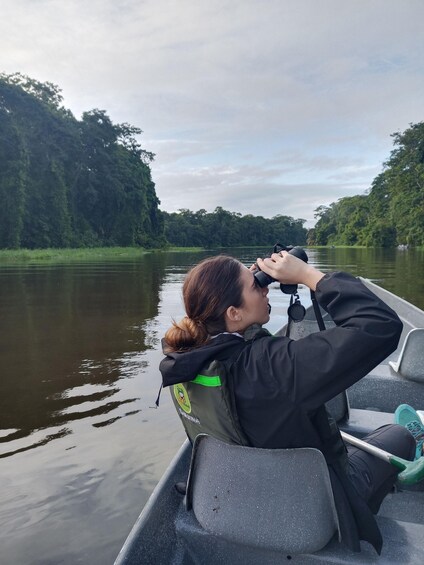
[
  {"x1": 162, "y1": 207, "x2": 307, "y2": 248},
  {"x1": 311, "y1": 122, "x2": 424, "y2": 247},
  {"x1": 0, "y1": 73, "x2": 164, "y2": 248},
  {"x1": 0, "y1": 73, "x2": 308, "y2": 250}
]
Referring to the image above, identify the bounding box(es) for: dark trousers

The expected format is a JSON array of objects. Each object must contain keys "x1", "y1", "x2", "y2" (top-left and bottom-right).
[{"x1": 347, "y1": 424, "x2": 416, "y2": 514}]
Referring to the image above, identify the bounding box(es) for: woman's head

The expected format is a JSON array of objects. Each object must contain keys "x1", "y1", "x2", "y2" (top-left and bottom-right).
[{"x1": 164, "y1": 255, "x2": 270, "y2": 352}]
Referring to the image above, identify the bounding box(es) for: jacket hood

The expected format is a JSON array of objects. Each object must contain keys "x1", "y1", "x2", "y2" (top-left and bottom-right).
[{"x1": 160, "y1": 334, "x2": 246, "y2": 387}]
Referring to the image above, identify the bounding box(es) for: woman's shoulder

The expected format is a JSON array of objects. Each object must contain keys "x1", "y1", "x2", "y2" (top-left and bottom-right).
[{"x1": 234, "y1": 331, "x2": 291, "y2": 378}]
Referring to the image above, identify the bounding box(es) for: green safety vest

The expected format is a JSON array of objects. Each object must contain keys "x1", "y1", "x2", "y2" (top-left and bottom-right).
[{"x1": 171, "y1": 357, "x2": 250, "y2": 446}]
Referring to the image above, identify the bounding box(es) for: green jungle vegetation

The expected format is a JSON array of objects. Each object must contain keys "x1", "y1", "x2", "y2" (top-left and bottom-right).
[
  {"x1": 0, "y1": 73, "x2": 307, "y2": 251},
  {"x1": 310, "y1": 122, "x2": 424, "y2": 247},
  {"x1": 0, "y1": 246, "x2": 148, "y2": 263},
  {"x1": 162, "y1": 208, "x2": 306, "y2": 247},
  {"x1": 0, "y1": 73, "x2": 163, "y2": 250},
  {"x1": 0, "y1": 246, "x2": 203, "y2": 263},
  {"x1": 1, "y1": 73, "x2": 422, "y2": 251}
]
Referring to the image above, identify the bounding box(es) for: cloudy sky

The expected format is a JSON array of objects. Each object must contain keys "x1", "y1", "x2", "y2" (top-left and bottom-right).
[{"x1": 1, "y1": 0, "x2": 423, "y2": 226}]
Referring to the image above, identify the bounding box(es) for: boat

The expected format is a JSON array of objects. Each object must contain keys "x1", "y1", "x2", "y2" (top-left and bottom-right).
[{"x1": 114, "y1": 279, "x2": 424, "y2": 565}]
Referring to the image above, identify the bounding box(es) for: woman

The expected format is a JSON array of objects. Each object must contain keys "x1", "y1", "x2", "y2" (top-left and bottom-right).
[{"x1": 160, "y1": 252, "x2": 416, "y2": 554}]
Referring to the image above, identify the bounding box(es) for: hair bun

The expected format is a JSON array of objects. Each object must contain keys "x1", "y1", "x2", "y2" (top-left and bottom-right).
[{"x1": 164, "y1": 316, "x2": 209, "y2": 351}]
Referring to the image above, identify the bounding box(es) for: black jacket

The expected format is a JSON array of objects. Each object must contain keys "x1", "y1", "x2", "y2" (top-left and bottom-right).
[{"x1": 160, "y1": 272, "x2": 403, "y2": 552}]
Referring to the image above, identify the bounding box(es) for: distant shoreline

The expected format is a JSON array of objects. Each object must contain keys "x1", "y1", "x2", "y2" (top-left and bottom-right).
[
  {"x1": 1, "y1": 244, "x2": 421, "y2": 265},
  {"x1": 0, "y1": 246, "x2": 203, "y2": 264}
]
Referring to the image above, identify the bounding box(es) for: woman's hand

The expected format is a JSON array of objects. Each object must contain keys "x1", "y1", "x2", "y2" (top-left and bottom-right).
[{"x1": 256, "y1": 252, "x2": 325, "y2": 291}]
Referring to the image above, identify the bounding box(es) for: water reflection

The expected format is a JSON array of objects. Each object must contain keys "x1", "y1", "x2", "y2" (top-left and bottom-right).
[
  {"x1": 312, "y1": 247, "x2": 424, "y2": 309},
  {"x1": 0, "y1": 254, "x2": 168, "y2": 457}
]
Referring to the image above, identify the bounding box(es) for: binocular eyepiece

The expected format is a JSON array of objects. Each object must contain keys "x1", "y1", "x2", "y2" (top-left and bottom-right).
[{"x1": 253, "y1": 244, "x2": 308, "y2": 294}]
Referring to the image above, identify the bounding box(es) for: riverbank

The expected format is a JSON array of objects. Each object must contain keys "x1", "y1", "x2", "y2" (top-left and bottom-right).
[
  {"x1": 1, "y1": 244, "x2": 421, "y2": 265},
  {"x1": 0, "y1": 246, "x2": 204, "y2": 264}
]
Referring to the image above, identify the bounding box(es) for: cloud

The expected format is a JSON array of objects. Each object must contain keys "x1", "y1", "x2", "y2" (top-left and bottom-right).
[
  {"x1": 1, "y1": 0, "x2": 424, "y2": 226},
  {"x1": 153, "y1": 152, "x2": 378, "y2": 227}
]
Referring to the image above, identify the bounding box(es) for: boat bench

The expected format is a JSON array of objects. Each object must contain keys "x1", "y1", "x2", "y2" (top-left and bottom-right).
[
  {"x1": 178, "y1": 434, "x2": 341, "y2": 563},
  {"x1": 388, "y1": 328, "x2": 424, "y2": 382},
  {"x1": 340, "y1": 408, "x2": 394, "y2": 437},
  {"x1": 176, "y1": 435, "x2": 424, "y2": 564},
  {"x1": 176, "y1": 511, "x2": 424, "y2": 564},
  {"x1": 347, "y1": 329, "x2": 424, "y2": 413},
  {"x1": 325, "y1": 390, "x2": 394, "y2": 438}
]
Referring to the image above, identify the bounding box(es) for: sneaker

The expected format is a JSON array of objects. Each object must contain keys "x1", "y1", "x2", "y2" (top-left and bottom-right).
[{"x1": 394, "y1": 404, "x2": 424, "y2": 459}]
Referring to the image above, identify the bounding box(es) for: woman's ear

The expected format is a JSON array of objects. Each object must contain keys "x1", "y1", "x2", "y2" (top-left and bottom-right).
[{"x1": 225, "y1": 305, "x2": 241, "y2": 323}]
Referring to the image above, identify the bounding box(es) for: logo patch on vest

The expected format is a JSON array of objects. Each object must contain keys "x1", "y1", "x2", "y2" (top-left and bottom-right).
[{"x1": 174, "y1": 383, "x2": 191, "y2": 414}]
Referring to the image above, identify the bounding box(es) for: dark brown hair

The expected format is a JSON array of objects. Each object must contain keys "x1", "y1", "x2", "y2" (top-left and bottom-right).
[{"x1": 164, "y1": 255, "x2": 244, "y2": 352}]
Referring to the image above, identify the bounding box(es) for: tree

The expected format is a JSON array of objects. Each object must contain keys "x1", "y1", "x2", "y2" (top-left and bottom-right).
[
  {"x1": 312, "y1": 122, "x2": 424, "y2": 246},
  {"x1": 0, "y1": 73, "x2": 164, "y2": 249},
  {"x1": 0, "y1": 73, "x2": 74, "y2": 248},
  {"x1": 384, "y1": 123, "x2": 424, "y2": 245},
  {"x1": 0, "y1": 101, "x2": 26, "y2": 247},
  {"x1": 162, "y1": 208, "x2": 307, "y2": 247},
  {"x1": 312, "y1": 205, "x2": 337, "y2": 245}
]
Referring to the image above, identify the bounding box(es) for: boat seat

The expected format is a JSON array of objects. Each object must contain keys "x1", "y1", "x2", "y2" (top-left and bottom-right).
[
  {"x1": 341, "y1": 408, "x2": 394, "y2": 438},
  {"x1": 325, "y1": 391, "x2": 397, "y2": 439},
  {"x1": 389, "y1": 328, "x2": 424, "y2": 383},
  {"x1": 326, "y1": 390, "x2": 350, "y2": 423},
  {"x1": 184, "y1": 434, "x2": 340, "y2": 555}
]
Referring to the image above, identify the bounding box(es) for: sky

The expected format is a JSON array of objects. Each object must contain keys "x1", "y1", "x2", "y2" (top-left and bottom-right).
[{"x1": 1, "y1": 0, "x2": 424, "y2": 227}]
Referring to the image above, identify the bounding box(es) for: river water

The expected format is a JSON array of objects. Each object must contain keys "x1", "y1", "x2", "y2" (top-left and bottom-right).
[{"x1": 0, "y1": 247, "x2": 423, "y2": 564}]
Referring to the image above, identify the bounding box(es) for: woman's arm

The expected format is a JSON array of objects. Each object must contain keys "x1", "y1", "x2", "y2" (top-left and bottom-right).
[{"x1": 252, "y1": 271, "x2": 403, "y2": 410}]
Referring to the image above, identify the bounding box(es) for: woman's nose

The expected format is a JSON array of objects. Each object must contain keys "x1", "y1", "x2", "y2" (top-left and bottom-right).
[{"x1": 263, "y1": 287, "x2": 269, "y2": 296}]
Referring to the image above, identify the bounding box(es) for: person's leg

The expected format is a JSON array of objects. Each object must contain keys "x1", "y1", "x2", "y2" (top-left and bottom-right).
[{"x1": 347, "y1": 424, "x2": 416, "y2": 514}]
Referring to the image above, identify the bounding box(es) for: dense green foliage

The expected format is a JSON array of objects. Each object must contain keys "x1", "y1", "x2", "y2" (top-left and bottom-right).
[
  {"x1": 0, "y1": 73, "x2": 309, "y2": 250},
  {"x1": 2, "y1": 74, "x2": 422, "y2": 251},
  {"x1": 163, "y1": 207, "x2": 307, "y2": 247},
  {"x1": 311, "y1": 122, "x2": 424, "y2": 247},
  {"x1": 0, "y1": 73, "x2": 164, "y2": 248}
]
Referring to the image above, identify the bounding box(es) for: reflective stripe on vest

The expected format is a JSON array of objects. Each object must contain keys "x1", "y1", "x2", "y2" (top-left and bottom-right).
[{"x1": 192, "y1": 374, "x2": 221, "y2": 387}]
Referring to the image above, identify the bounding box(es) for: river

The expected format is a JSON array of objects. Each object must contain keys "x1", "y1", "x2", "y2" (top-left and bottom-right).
[{"x1": 0, "y1": 247, "x2": 423, "y2": 564}]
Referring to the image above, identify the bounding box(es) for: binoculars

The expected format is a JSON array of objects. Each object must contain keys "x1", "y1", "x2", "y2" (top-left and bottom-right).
[{"x1": 253, "y1": 244, "x2": 308, "y2": 294}]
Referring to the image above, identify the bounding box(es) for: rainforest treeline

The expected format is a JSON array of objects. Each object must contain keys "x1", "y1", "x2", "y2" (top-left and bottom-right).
[
  {"x1": 0, "y1": 73, "x2": 164, "y2": 249},
  {"x1": 1, "y1": 73, "x2": 423, "y2": 249},
  {"x1": 0, "y1": 73, "x2": 306, "y2": 249},
  {"x1": 163, "y1": 208, "x2": 306, "y2": 247},
  {"x1": 310, "y1": 121, "x2": 424, "y2": 247}
]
